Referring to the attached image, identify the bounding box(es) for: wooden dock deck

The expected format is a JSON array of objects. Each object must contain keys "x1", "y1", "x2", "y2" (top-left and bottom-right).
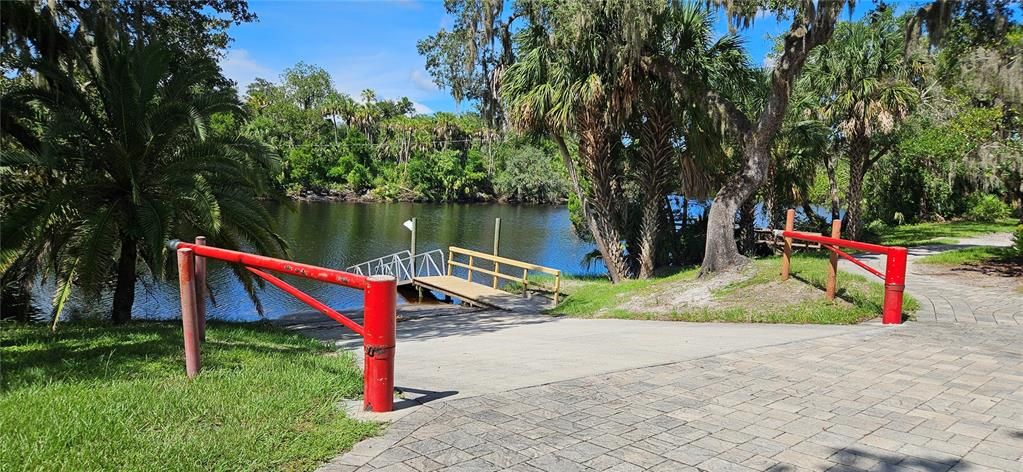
[{"x1": 413, "y1": 275, "x2": 551, "y2": 312}]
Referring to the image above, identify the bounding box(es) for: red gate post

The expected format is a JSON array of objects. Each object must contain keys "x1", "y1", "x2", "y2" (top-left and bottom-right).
[
  {"x1": 826, "y1": 219, "x2": 842, "y2": 300},
  {"x1": 194, "y1": 236, "x2": 208, "y2": 342},
  {"x1": 362, "y1": 275, "x2": 397, "y2": 412},
  {"x1": 882, "y1": 247, "x2": 909, "y2": 325},
  {"x1": 781, "y1": 209, "x2": 795, "y2": 281},
  {"x1": 177, "y1": 248, "x2": 201, "y2": 378}
]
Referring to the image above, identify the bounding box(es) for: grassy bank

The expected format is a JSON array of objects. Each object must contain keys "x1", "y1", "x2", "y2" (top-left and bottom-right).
[
  {"x1": 872, "y1": 219, "x2": 1016, "y2": 247},
  {"x1": 551, "y1": 255, "x2": 918, "y2": 324},
  {"x1": 918, "y1": 246, "x2": 1016, "y2": 265},
  {"x1": 1, "y1": 322, "x2": 376, "y2": 471}
]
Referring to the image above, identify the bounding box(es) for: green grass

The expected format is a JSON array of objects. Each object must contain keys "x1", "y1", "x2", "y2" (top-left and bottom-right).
[
  {"x1": 551, "y1": 255, "x2": 918, "y2": 324},
  {"x1": 873, "y1": 219, "x2": 1017, "y2": 247},
  {"x1": 918, "y1": 246, "x2": 1016, "y2": 265},
  {"x1": 0, "y1": 321, "x2": 377, "y2": 471}
]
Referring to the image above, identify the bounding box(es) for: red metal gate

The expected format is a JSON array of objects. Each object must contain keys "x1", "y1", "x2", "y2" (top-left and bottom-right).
[
  {"x1": 167, "y1": 238, "x2": 397, "y2": 412},
  {"x1": 774, "y1": 210, "x2": 908, "y2": 325}
]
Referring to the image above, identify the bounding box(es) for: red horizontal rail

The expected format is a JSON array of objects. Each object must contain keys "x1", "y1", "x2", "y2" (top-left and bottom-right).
[
  {"x1": 169, "y1": 240, "x2": 368, "y2": 289},
  {"x1": 775, "y1": 230, "x2": 894, "y2": 254},
  {"x1": 245, "y1": 267, "x2": 365, "y2": 336}
]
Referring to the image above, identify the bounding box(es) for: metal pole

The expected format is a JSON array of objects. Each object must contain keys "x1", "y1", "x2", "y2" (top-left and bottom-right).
[
  {"x1": 492, "y1": 218, "x2": 501, "y2": 288},
  {"x1": 781, "y1": 209, "x2": 795, "y2": 281},
  {"x1": 362, "y1": 275, "x2": 397, "y2": 412},
  {"x1": 194, "y1": 236, "x2": 207, "y2": 341},
  {"x1": 826, "y1": 220, "x2": 841, "y2": 300},
  {"x1": 177, "y1": 248, "x2": 201, "y2": 378},
  {"x1": 409, "y1": 217, "x2": 417, "y2": 278},
  {"x1": 882, "y1": 247, "x2": 908, "y2": 325}
]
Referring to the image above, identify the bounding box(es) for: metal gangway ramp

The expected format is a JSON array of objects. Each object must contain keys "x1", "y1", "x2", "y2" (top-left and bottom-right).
[
  {"x1": 346, "y1": 249, "x2": 445, "y2": 285},
  {"x1": 347, "y1": 246, "x2": 562, "y2": 311}
]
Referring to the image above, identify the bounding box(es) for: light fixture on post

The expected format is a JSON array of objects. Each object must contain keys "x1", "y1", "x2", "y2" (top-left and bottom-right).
[{"x1": 404, "y1": 218, "x2": 417, "y2": 278}]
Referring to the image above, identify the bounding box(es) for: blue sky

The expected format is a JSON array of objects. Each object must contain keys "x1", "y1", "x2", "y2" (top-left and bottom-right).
[{"x1": 220, "y1": 1, "x2": 876, "y2": 115}]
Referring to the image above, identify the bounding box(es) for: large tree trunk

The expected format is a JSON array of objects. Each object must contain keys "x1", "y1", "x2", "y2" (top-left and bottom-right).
[
  {"x1": 578, "y1": 109, "x2": 631, "y2": 281},
  {"x1": 846, "y1": 137, "x2": 870, "y2": 240},
  {"x1": 637, "y1": 104, "x2": 675, "y2": 279},
  {"x1": 111, "y1": 237, "x2": 137, "y2": 324},
  {"x1": 825, "y1": 152, "x2": 841, "y2": 220},
  {"x1": 553, "y1": 134, "x2": 628, "y2": 282},
  {"x1": 702, "y1": 146, "x2": 772, "y2": 273},
  {"x1": 697, "y1": 3, "x2": 843, "y2": 275}
]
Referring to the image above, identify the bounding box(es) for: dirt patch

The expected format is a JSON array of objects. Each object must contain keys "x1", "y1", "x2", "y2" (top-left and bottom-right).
[
  {"x1": 620, "y1": 265, "x2": 752, "y2": 315},
  {"x1": 715, "y1": 278, "x2": 854, "y2": 313}
]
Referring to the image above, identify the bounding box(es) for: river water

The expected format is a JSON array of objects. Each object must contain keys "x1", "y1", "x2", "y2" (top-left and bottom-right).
[
  {"x1": 124, "y1": 201, "x2": 602, "y2": 321},
  {"x1": 43, "y1": 199, "x2": 814, "y2": 322}
]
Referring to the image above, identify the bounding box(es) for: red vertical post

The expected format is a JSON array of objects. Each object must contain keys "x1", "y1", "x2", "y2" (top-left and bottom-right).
[
  {"x1": 882, "y1": 247, "x2": 908, "y2": 325},
  {"x1": 362, "y1": 275, "x2": 397, "y2": 412},
  {"x1": 781, "y1": 209, "x2": 795, "y2": 281},
  {"x1": 194, "y1": 236, "x2": 207, "y2": 342},
  {"x1": 177, "y1": 248, "x2": 201, "y2": 378}
]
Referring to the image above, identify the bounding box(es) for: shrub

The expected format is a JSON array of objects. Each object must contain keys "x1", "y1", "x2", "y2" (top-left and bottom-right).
[{"x1": 965, "y1": 194, "x2": 1011, "y2": 222}]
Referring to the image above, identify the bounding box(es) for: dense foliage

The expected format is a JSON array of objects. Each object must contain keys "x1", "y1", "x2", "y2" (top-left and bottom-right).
[
  {"x1": 425, "y1": 0, "x2": 1021, "y2": 281},
  {"x1": 241, "y1": 63, "x2": 569, "y2": 203},
  {"x1": 1, "y1": 2, "x2": 283, "y2": 322}
]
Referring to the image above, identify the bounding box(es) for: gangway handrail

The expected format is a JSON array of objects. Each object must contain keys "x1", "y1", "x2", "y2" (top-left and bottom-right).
[
  {"x1": 446, "y1": 246, "x2": 562, "y2": 304},
  {"x1": 346, "y1": 248, "x2": 445, "y2": 282}
]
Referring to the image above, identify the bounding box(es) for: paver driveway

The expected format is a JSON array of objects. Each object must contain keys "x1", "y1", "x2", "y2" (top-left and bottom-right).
[
  {"x1": 313, "y1": 233, "x2": 1022, "y2": 471},
  {"x1": 324, "y1": 322, "x2": 1022, "y2": 471}
]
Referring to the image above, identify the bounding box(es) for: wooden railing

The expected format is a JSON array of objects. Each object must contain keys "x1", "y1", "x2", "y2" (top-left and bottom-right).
[{"x1": 446, "y1": 246, "x2": 562, "y2": 304}]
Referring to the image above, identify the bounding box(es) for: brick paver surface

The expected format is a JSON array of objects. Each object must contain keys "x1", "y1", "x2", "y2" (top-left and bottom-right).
[
  {"x1": 324, "y1": 322, "x2": 1023, "y2": 471},
  {"x1": 839, "y1": 233, "x2": 1022, "y2": 325},
  {"x1": 320, "y1": 233, "x2": 1023, "y2": 471}
]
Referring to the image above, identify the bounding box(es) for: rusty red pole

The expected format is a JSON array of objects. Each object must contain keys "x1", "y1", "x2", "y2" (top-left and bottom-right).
[
  {"x1": 781, "y1": 209, "x2": 795, "y2": 281},
  {"x1": 194, "y1": 236, "x2": 207, "y2": 342},
  {"x1": 882, "y1": 247, "x2": 908, "y2": 325},
  {"x1": 362, "y1": 275, "x2": 397, "y2": 412},
  {"x1": 177, "y1": 248, "x2": 201, "y2": 378}
]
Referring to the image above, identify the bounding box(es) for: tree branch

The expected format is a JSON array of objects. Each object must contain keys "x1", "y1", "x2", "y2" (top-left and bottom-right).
[{"x1": 641, "y1": 56, "x2": 753, "y2": 136}]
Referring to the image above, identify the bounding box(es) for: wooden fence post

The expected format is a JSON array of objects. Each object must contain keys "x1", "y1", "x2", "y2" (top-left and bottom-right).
[
  {"x1": 781, "y1": 209, "x2": 795, "y2": 281},
  {"x1": 826, "y1": 219, "x2": 842, "y2": 300}
]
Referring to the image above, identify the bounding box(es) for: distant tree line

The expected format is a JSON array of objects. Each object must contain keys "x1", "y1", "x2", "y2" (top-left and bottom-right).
[{"x1": 236, "y1": 63, "x2": 569, "y2": 203}]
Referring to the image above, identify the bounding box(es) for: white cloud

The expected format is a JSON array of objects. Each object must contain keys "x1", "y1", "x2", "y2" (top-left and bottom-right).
[
  {"x1": 326, "y1": 53, "x2": 447, "y2": 110},
  {"x1": 220, "y1": 48, "x2": 274, "y2": 91},
  {"x1": 412, "y1": 101, "x2": 434, "y2": 115},
  {"x1": 410, "y1": 68, "x2": 439, "y2": 92},
  {"x1": 763, "y1": 54, "x2": 777, "y2": 71}
]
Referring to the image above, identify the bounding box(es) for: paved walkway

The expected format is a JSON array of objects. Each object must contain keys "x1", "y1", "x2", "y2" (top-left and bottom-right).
[
  {"x1": 278, "y1": 306, "x2": 868, "y2": 398},
  {"x1": 313, "y1": 233, "x2": 1022, "y2": 471},
  {"x1": 325, "y1": 323, "x2": 1022, "y2": 471},
  {"x1": 837, "y1": 233, "x2": 1022, "y2": 325}
]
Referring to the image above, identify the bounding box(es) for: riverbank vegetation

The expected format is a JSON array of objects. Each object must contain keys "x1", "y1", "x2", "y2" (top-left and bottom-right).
[
  {"x1": 0, "y1": 321, "x2": 376, "y2": 471},
  {"x1": 550, "y1": 255, "x2": 918, "y2": 324},
  {"x1": 2, "y1": 0, "x2": 1021, "y2": 322},
  {"x1": 423, "y1": 1, "x2": 1022, "y2": 281}
]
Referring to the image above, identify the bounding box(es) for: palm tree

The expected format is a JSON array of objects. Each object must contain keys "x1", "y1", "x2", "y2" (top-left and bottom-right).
[
  {"x1": 1, "y1": 15, "x2": 286, "y2": 323},
  {"x1": 802, "y1": 12, "x2": 918, "y2": 238},
  {"x1": 500, "y1": 12, "x2": 636, "y2": 282}
]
